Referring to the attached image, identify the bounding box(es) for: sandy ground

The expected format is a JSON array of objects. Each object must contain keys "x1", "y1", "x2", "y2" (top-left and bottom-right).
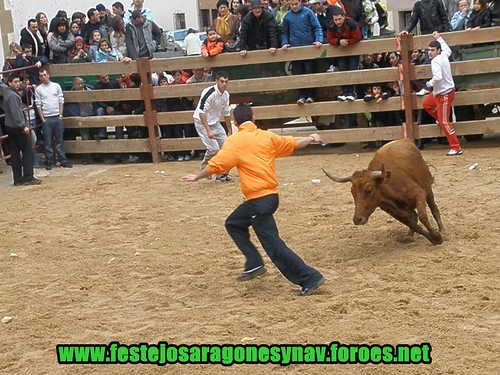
[{"x1": 0, "y1": 137, "x2": 498, "y2": 374}]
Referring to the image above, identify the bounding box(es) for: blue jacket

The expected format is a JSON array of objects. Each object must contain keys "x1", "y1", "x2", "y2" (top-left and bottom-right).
[{"x1": 281, "y1": 5, "x2": 323, "y2": 47}]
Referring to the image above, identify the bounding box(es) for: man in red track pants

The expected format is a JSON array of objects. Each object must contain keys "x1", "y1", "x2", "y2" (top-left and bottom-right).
[{"x1": 422, "y1": 31, "x2": 463, "y2": 156}]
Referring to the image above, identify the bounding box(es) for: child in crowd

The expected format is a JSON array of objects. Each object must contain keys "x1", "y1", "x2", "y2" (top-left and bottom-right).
[
  {"x1": 88, "y1": 30, "x2": 102, "y2": 62},
  {"x1": 363, "y1": 83, "x2": 390, "y2": 103},
  {"x1": 95, "y1": 38, "x2": 119, "y2": 62},
  {"x1": 151, "y1": 70, "x2": 174, "y2": 86},
  {"x1": 201, "y1": 27, "x2": 224, "y2": 57},
  {"x1": 69, "y1": 36, "x2": 91, "y2": 63},
  {"x1": 362, "y1": 82, "x2": 392, "y2": 150},
  {"x1": 223, "y1": 33, "x2": 240, "y2": 52}
]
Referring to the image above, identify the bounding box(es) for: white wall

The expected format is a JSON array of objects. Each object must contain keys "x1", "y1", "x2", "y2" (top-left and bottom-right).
[{"x1": 2, "y1": 0, "x2": 199, "y2": 63}]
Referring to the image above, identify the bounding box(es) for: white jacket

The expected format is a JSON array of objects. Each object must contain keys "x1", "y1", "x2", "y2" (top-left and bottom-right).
[{"x1": 427, "y1": 36, "x2": 455, "y2": 96}]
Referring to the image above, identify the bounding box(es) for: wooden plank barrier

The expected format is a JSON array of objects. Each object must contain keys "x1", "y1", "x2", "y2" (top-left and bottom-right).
[{"x1": 46, "y1": 28, "x2": 500, "y2": 161}]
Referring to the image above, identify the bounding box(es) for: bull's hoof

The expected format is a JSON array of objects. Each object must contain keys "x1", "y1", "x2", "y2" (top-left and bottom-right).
[{"x1": 431, "y1": 233, "x2": 443, "y2": 245}]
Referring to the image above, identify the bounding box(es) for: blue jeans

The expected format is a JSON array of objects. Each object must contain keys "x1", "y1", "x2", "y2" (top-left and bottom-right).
[
  {"x1": 337, "y1": 55, "x2": 360, "y2": 97},
  {"x1": 96, "y1": 107, "x2": 109, "y2": 139},
  {"x1": 31, "y1": 129, "x2": 39, "y2": 167},
  {"x1": 42, "y1": 116, "x2": 67, "y2": 165},
  {"x1": 225, "y1": 194, "x2": 323, "y2": 289}
]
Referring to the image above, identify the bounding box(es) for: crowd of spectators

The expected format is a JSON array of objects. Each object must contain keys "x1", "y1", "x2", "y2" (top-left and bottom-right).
[{"x1": 1, "y1": 0, "x2": 498, "y2": 167}]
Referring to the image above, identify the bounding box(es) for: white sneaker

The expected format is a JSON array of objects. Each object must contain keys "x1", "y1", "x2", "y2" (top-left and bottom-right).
[
  {"x1": 306, "y1": 97, "x2": 314, "y2": 103},
  {"x1": 346, "y1": 95, "x2": 355, "y2": 101},
  {"x1": 297, "y1": 98, "x2": 306, "y2": 105},
  {"x1": 338, "y1": 95, "x2": 347, "y2": 101},
  {"x1": 183, "y1": 155, "x2": 191, "y2": 161},
  {"x1": 415, "y1": 88, "x2": 430, "y2": 96},
  {"x1": 177, "y1": 156, "x2": 185, "y2": 162},
  {"x1": 447, "y1": 149, "x2": 463, "y2": 156}
]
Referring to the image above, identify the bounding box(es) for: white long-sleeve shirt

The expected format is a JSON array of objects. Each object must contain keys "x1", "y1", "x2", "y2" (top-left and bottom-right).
[{"x1": 427, "y1": 36, "x2": 455, "y2": 96}]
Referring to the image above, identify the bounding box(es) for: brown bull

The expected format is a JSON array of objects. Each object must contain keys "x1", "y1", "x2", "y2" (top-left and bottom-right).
[{"x1": 323, "y1": 139, "x2": 444, "y2": 245}]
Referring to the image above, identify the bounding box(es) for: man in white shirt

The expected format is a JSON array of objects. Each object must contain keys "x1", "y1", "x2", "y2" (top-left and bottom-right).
[
  {"x1": 422, "y1": 32, "x2": 462, "y2": 156},
  {"x1": 35, "y1": 69, "x2": 72, "y2": 169},
  {"x1": 193, "y1": 71, "x2": 232, "y2": 181}
]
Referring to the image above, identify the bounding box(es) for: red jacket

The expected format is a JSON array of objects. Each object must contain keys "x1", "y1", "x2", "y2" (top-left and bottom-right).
[
  {"x1": 326, "y1": 17, "x2": 361, "y2": 46},
  {"x1": 201, "y1": 37, "x2": 224, "y2": 57}
]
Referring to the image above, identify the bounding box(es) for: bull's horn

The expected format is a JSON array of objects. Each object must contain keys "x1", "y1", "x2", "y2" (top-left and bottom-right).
[
  {"x1": 322, "y1": 168, "x2": 352, "y2": 183},
  {"x1": 371, "y1": 164, "x2": 386, "y2": 178}
]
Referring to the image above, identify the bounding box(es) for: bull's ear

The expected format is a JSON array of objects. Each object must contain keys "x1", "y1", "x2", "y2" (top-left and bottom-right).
[{"x1": 379, "y1": 164, "x2": 391, "y2": 180}]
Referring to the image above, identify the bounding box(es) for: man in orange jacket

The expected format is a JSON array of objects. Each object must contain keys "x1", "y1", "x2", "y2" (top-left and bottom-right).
[{"x1": 182, "y1": 104, "x2": 325, "y2": 296}]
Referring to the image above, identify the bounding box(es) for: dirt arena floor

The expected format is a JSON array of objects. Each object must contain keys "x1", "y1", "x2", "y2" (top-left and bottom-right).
[{"x1": 0, "y1": 138, "x2": 498, "y2": 374}]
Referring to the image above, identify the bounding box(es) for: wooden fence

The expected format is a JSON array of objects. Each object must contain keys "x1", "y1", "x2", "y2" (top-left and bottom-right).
[{"x1": 44, "y1": 27, "x2": 500, "y2": 163}]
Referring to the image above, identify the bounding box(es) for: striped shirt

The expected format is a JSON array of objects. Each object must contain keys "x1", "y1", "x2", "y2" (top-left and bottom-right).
[{"x1": 193, "y1": 84, "x2": 231, "y2": 126}]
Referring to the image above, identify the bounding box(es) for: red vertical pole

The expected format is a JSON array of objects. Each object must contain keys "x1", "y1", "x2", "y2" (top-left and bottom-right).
[{"x1": 400, "y1": 34, "x2": 418, "y2": 140}]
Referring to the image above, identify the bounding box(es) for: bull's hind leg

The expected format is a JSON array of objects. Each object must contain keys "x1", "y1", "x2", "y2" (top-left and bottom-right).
[
  {"x1": 426, "y1": 191, "x2": 444, "y2": 232},
  {"x1": 415, "y1": 196, "x2": 443, "y2": 245}
]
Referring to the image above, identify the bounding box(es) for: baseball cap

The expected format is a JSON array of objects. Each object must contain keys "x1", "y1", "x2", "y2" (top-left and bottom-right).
[{"x1": 96, "y1": 3, "x2": 106, "y2": 11}]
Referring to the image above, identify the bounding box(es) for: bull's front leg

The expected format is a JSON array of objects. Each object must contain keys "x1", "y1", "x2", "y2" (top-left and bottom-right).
[{"x1": 407, "y1": 210, "x2": 418, "y2": 237}]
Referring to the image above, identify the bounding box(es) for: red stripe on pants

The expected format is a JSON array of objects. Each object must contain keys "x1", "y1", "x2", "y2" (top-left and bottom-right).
[{"x1": 422, "y1": 91, "x2": 461, "y2": 151}]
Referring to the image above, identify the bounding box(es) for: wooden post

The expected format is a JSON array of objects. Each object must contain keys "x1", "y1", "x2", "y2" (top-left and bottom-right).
[
  {"x1": 400, "y1": 34, "x2": 419, "y2": 140},
  {"x1": 0, "y1": 4, "x2": 14, "y2": 64},
  {"x1": 136, "y1": 58, "x2": 161, "y2": 163}
]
